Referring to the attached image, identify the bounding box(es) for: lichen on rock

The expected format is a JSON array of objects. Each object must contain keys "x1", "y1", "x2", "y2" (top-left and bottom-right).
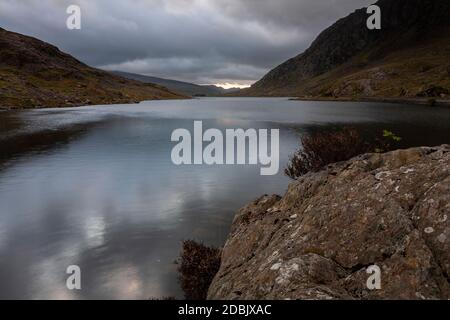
[{"x1": 208, "y1": 146, "x2": 450, "y2": 300}]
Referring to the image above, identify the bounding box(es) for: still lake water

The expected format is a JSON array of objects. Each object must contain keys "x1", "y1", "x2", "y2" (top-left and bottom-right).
[{"x1": 0, "y1": 97, "x2": 450, "y2": 299}]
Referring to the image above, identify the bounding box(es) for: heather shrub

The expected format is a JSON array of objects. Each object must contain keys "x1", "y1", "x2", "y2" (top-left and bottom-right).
[
  {"x1": 178, "y1": 240, "x2": 221, "y2": 300},
  {"x1": 285, "y1": 128, "x2": 372, "y2": 179},
  {"x1": 285, "y1": 128, "x2": 402, "y2": 179}
]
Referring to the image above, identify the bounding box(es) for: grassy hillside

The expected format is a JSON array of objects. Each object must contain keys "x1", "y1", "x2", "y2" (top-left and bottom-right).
[{"x1": 0, "y1": 28, "x2": 186, "y2": 109}]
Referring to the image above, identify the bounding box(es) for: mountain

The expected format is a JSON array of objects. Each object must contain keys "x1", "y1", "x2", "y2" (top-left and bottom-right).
[
  {"x1": 113, "y1": 71, "x2": 240, "y2": 97},
  {"x1": 240, "y1": 0, "x2": 450, "y2": 99},
  {"x1": 202, "y1": 85, "x2": 242, "y2": 95},
  {"x1": 0, "y1": 28, "x2": 186, "y2": 109}
]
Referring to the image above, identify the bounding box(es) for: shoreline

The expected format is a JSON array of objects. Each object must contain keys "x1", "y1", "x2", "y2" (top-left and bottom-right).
[
  {"x1": 291, "y1": 96, "x2": 450, "y2": 107},
  {"x1": 0, "y1": 96, "x2": 190, "y2": 111},
  {"x1": 4, "y1": 96, "x2": 450, "y2": 110}
]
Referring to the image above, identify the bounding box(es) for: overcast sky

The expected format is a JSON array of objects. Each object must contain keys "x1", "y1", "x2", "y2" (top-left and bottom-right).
[{"x1": 0, "y1": 0, "x2": 373, "y2": 87}]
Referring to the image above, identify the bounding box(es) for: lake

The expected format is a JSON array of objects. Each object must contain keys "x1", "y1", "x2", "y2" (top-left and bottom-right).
[{"x1": 0, "y1": 97, "x2": 450, "y2": 299}]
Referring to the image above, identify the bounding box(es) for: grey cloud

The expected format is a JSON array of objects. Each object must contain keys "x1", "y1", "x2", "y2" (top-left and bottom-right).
[{"x1": 0, "y1": 0, "x2": 374, "y2": 85}]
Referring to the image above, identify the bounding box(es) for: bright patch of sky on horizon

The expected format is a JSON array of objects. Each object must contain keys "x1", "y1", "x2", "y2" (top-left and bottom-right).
[{"x1": 213, "y1": 83, "x2": 251, "y2": 89}]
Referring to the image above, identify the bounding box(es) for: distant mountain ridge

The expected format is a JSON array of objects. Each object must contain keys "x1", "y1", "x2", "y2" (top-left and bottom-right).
[
  {"x1": 113, "y1": 71, "x2": 240, "y2": 97},
  {"x1": 0, "y1": 28, "x2": 185, "y2": 109},
  {"x1": 240, "y1": 0, "x2": 450, "y2": 99}
]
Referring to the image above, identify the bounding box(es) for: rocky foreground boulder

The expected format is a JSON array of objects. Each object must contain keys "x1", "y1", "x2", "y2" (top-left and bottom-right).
[{"x1": 208, "y1": 146, "x2": 450, "y2": 300}]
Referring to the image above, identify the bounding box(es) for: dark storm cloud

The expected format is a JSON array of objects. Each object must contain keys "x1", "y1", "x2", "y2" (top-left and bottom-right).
[{"x1": 0, "y1": 0, "x2": 374, "y2": 85}]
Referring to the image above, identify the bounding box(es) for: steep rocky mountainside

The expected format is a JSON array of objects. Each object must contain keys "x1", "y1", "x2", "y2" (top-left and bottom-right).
[
  {"x1": 241, "y1": 0, "x2": 450, "y2": 99},
  {"x1": 209, "y1": 146, "x2": 450, "y2": 300},
  {"x1": 0, "y1": 28, "x2": 185, "y2": 109}
]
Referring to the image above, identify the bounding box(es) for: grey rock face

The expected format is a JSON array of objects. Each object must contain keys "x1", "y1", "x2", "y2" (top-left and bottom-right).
[{"x1": 208, "y1": 146, "x2": 450, "y2": 300}]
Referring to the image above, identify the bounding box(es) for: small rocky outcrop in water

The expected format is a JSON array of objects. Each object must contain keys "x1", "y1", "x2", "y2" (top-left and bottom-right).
[{"x1": 208, "y1": 146, "x2": 450, "y2": 300}]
